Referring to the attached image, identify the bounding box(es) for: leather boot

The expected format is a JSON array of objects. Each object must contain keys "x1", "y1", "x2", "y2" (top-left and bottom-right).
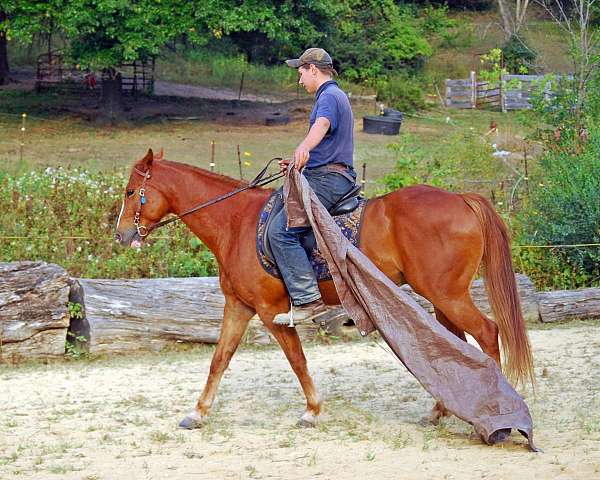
[{"x1": 273, "y1": 299, "x2": 329, "y2": 327}]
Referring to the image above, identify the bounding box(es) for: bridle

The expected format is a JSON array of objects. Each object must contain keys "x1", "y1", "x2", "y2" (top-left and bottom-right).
[{"x1": 130, "y1": 157, "x2": 286, "y2": 238}]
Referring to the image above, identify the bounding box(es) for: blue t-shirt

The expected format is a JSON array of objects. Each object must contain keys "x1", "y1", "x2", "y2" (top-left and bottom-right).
[{"x1": 307, "y1": 81, "x2": 354, "y2": 169}]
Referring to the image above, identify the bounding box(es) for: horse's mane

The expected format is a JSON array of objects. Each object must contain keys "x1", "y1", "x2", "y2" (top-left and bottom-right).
[{"x1": 154, "y1": 159, "x2": 249, "y2": 189}]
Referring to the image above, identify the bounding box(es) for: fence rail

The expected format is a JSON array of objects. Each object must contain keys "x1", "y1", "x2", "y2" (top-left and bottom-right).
[{"x1": 446, "y1": 72, "x2": 565, "y2": 111}]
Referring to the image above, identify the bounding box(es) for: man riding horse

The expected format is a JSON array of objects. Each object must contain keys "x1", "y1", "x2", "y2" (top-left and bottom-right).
[{"x1": 270, "y1": 47, "x2": 358, "y2": 326}]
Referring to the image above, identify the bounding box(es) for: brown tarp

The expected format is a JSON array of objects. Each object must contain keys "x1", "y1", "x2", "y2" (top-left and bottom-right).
[{"x1": 284, "y1": 168, "x2": 538, "y2": 451}]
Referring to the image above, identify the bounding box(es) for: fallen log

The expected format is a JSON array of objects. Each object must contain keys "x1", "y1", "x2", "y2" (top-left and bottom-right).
[
  {"x1": 70, "y1": 277, "x2": 324, "y2": 354},
  {"x1": 537, "y1": 288, "x2": 600, "y2": 323},
  {"x1": 0, "y1": 261, "x2": 71, "y2": 362},
  {"x1": 72, "y1": 273, "x2": 540, "y2": 354}
]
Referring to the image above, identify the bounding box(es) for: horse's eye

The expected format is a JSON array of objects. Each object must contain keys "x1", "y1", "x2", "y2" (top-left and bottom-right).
[{"x1": 127, "y1": 189, "x2": 135, "y2": 197}]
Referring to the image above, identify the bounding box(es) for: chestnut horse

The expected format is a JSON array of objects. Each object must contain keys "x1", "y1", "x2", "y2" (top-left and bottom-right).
[{"x1": 115, "y1": 149, "x2": 534, "y2": 428}]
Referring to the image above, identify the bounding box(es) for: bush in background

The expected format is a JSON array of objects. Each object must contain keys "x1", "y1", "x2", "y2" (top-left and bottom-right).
[
  {"x1": 501, "y1": 35, "x2": 537, "y2": 74},
  {"x1": 0, "y1": 167, "x2": 218, "y2": 279},
  {"x1": 514, "y1": 137, "x2": 600, "y2": 289},
  {"x1": 514, "y1": 72, "x2": 600, "y2": 289},
  {"x1": 380, "y1": 131, "x2": 501, "y2": 193},
  {"x1": 376, "y1": 74, "x2": 427, "y2": 113}
]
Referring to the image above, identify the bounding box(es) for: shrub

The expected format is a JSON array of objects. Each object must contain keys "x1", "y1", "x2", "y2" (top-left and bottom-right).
[
  {"x1": 376, "y1": 74, "x2": 427, "y2": 113},
  {"x1": 380, "y1": 131, "x2": 501, "y2": 194},
  {"x1": 0, "y1": 167, "x2": 218, "y2": 278},
  {"x1": 514, "y1": 140, "x2": 600, "y2": 289},
  {"x1": 502, "y1": 35, "x2": 537, "y2": 74}
]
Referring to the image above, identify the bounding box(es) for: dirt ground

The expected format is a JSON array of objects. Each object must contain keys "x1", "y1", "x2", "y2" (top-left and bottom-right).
[{"x1": 1, "y1": 322, "x2": 599, "y2": 480}]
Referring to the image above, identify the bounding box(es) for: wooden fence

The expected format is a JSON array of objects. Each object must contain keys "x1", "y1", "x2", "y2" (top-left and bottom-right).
[
  {"x1": 35, "y1": 51, "x2": 154, "y2": 96},
  {"x1": 445, "y1": 72, "x2": 561, "y2": 111}
]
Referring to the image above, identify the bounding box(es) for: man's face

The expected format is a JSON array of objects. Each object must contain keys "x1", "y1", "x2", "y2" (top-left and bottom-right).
[{"x1": 298, "y1": 65, "x2": 318, "y2": 94}]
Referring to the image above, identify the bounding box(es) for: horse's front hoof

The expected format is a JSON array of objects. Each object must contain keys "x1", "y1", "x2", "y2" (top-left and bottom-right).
[
  {"x1": 179, "y1": 415, "x2": 203, "y2": 430},
  {"x1": 297, "y1": 412, "x2": 318, "y2": 428}
]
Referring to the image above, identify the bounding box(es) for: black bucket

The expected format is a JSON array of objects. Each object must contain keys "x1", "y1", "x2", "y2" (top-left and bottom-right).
[
  {"x1": 363, "y1": 115, "x2": 402, "y2": 135},
  {"x1": 383, "y1": 108, "x2": 404, "y2": 121}
]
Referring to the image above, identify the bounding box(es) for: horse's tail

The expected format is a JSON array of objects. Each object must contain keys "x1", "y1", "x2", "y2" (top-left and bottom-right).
[{"x1": 461, "y1": 193, "x2": 535, "y2": 387}]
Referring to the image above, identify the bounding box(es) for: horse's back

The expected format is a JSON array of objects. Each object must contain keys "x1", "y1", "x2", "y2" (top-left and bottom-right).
[{"x1": 359, "y1": 184, "x2": 484, "y2": 290}]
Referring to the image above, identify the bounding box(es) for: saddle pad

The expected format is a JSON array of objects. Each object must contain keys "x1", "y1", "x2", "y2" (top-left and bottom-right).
[{"x1": 256, "y1": 191, "x2": 368, "y2": 281}]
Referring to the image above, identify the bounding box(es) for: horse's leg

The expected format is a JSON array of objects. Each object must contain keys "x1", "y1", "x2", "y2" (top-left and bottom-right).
[
  {"x1": 259, "y1": 312, "x2": 322, "y2": 427},
  {"x1": 179, "y1": 295, "x2": 255, "y2": 429},
  {"x1": 428, "y1": 307, "x2": 468, "y2": 425},
  {"x1": 433, "y1": 295, "x2": 501, "y2": 366}
]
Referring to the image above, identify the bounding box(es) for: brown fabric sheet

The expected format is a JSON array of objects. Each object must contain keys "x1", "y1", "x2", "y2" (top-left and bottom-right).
[{"x1": 284, "y1": 168, "x2": 538, "y2": 451}]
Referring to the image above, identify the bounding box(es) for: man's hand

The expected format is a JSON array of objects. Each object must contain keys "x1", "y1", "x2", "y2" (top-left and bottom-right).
[
  {"x1": 293, "y1": 145, "x2": 310, "y2": 170},
  {"x1": 278, "y1": 158, "x2": 292, "y2": 174}
]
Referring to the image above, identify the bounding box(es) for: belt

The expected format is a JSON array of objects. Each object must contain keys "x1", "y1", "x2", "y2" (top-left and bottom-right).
[
  {"x1": 305, "y1": 163, "x2": 353, "y2": 173},
  {"x1": 304, "y1": 163, "x2": 356, "y2": 185}
]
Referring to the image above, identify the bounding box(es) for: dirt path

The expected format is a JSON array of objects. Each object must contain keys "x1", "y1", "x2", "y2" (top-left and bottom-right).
[
  {"x1": 153, "y1": 80, "x2": 289, "y2": 104},
  {"x1": 1, "y1": 323, "x2": 599, "y2": 480}
]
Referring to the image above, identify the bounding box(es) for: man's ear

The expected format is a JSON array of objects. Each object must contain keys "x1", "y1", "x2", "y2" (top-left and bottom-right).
[{"x1": 141, "y1": 148, "x2": 154, "y2": 170}]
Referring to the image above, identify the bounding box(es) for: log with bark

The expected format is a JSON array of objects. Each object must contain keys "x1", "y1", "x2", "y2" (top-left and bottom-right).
[
  {"x1": 537, "y1": 288, "x2": 600, "y2": 323},
  {"x1": 72, "y1": 274, "x2": 540, "y2": 354},
  {"x1": 71, "y1": 277, "x2": 327, "y2": 354},
  {"x1": 0, "y1": 262, "x2": 71, "y2": 362}
]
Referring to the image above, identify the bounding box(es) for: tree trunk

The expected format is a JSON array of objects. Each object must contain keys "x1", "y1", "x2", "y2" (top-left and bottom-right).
[
  {"x1": 496, "y1": 0, "x2": 515, "y2": 39},
  {"x1": 100, "y1": 70, "x2": 124, "y2": 122},
  {"x1": 0, "y1": 11, "x2": 9, "y2": 85}
]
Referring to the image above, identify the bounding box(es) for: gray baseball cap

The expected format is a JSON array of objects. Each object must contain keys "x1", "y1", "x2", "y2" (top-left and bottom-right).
[{"x1": 285, "y1": 48, "x2": 335, "y2": 69}]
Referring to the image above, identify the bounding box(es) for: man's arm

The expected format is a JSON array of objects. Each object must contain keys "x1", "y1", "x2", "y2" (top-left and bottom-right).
[{"x1": 293, "y1": 117, "x2": 331, "y2": 170}]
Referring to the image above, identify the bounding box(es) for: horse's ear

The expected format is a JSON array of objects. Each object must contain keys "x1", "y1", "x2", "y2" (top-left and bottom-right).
[
  {"x1": 142, "y1": 148, "x2": 154, "y2": 169},
  {"x1": 154, "y1": 148, "x2": 164, "y2": 161}
]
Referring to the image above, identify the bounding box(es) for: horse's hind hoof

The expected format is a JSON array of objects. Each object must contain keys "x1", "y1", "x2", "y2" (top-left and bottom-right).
[{"x1": 179, "y1": 416, "x2": 202, "y2": 430}]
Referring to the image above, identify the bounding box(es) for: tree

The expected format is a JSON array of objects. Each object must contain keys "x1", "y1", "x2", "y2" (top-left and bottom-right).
[
  {"x1": 536, "y1": 0, "x2": 600, "y2": 130},
  {"x1": 329, "y1": 0, "x2": 434, "y2": 82},
  {"x1": 496, "y1": 0, "x2": 531, "y2": 39},
  {"x1": 0, "y1": 0, "x2": 64, "y2": 85},
  {"x1": 0, "y1": 9, "x2": 8, "y2": 85},
  {"x1": 188, "y1": 0, "x2": 341, "y2": 64},
  {"x1": 60, "y1": 0, "x2": 199, "y2": 120}
]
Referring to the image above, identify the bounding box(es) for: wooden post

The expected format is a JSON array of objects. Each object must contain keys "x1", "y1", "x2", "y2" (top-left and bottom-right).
[
  {"x1": 19, "y1": 113, "x2": 26, "y2": 164},
  {"x1": 470, "y1": 71, "x2": 477, "y2": 109},
  {"x1": 237, "y1": 144, "x2": 243, "y2": 179},
  {"x1": 238, "y1": 72, "x2": 245, "y2": 101},
  {"x1": 361, "y1": 162, "x2": 367, "y2": 195},
  {"x1": 523, "y1": 145, "x2": 529, "y2": 195},
  {"x1": 500, "y1": 74, "x2": 507, "y2": 113},
  {"x1": 210, "y1": 141, "x2": 216, "y2": 172}
]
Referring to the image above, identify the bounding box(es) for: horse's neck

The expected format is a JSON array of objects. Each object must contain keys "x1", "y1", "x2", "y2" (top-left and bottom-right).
[{"x1": 161, "y1": 162, "x2": 266, "y2": 261}]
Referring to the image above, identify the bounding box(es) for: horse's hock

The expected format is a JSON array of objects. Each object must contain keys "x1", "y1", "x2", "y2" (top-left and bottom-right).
[{"x1": 1, "y1": 261, "x2": 600, "y2": 361}]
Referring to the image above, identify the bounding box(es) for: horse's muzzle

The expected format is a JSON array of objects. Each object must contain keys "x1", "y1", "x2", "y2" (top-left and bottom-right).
[{"x1": 115, "y1": 228, "x2": 140, "y2": 248}]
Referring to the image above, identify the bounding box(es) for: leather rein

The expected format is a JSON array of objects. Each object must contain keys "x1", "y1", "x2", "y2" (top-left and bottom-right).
[{"x1": 132, "y1": 157, "x2": 285, "y2": 238}]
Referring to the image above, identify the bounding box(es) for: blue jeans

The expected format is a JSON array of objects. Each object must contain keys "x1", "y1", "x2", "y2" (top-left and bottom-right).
[{"x1": 268, "y1": 166, "x2": 356, "y2": 306}]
